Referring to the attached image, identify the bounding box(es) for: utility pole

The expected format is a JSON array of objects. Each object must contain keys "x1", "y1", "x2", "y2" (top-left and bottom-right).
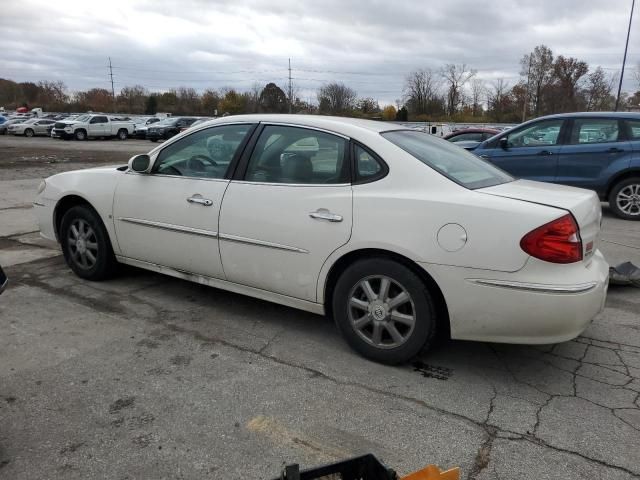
[
  {"x1": 522, "y1": 55, "x2": 532, "y2": 122},
  {"x1": 615, "y1": 0, "x2": 635, "y2": 111},
  {"x1": 288, "y1": 58, "x2": 293, "y2": 114},
  {"x1": 108, "y1": 56, "x2": 116, "y2": 113}
]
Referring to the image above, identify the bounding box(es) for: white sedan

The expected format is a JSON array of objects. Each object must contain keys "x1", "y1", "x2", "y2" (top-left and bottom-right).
[
  {"x1": 34, "y1": 115, "x2": 609, "y2": 364},
  {"x1": 8, "y1": 118, "x2": 56, "y2": 137}
]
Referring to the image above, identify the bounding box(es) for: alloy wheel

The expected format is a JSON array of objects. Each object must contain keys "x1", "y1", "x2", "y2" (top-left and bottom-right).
[
  {"x1": 67, "y1": 218, "x2": 99, "y2": 269},
  {"x1": 616, "y1": 183, "x2": 640, "y2": 216},
  {"x1": 348, "y1": 275, "x2": 416, "y2": 349}
]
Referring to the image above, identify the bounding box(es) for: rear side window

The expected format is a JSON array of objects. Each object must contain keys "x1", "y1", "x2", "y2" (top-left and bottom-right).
[
  {"x1": 381, "y1": 130, "x2": 513, "y2": 189},
  {"x1": 626, "y1": 119, "x2": 640, "y2": 140},
  {"x1": 450, "y1": 132, "x2": 483, "y2": 142},
  {"x1": 354, "y1": 144, "x2": 385, "y2": 182},
  {"x1": 570, "y1": 118, "x2": 620, "y2": 144}
]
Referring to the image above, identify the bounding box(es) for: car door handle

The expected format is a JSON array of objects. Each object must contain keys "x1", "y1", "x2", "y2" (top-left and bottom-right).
[
  {"x1": 608, "y1": 147, "x2": 624, "y2": 153},
  {"x1": 309, "y1": 209, "x2": 343, "y2": 222},
  {"x1": 186, "y1": 195, "x2": 213, "y2": 206},
  {"x1": 537, "y1": 150, "x2": 554, "y2": 156}
]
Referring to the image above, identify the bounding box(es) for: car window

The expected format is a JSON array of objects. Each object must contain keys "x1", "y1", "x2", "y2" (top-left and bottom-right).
[
  {"x1": 450, "y1": 132, "x2": 483, "y2": 142},
  {"x1": 570, "y1": 118, "x2": 620, "y2": 144},
  {"x1": 355, "y1": 144, "x2": 383, "y2": 181},
  {"x1": 153, "y1": 124, "x2": 253, "y2": 179},
  {"x1": 245, "y1": 125, "x2": 348, "y2": 184},
  {"x1": 90, "y1": 116, "x2": 108, "y2": 124},
  {"x1": 506, "y1": 119, "x2": 564, "y2": 148},
  {"x1": 382, "y1": 130, "x2": 513, "y2": 189},
  {"x1": 626, "y1": 119, "x2": 640, "y2": 140}
]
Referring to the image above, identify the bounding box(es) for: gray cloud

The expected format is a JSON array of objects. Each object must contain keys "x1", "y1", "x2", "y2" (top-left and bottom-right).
[{"x1": 1, "y1": 0, "x2": 638, "y2": 105}]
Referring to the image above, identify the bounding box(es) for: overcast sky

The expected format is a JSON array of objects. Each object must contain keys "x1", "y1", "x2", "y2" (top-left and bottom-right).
[{"x1": 1, "y1": 0, "x2": 638, "y2": 105}]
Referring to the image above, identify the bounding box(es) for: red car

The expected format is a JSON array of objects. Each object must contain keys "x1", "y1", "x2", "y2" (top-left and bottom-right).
[{"x1": 444, "y1": 128, "x2": 501, "y2": 143}]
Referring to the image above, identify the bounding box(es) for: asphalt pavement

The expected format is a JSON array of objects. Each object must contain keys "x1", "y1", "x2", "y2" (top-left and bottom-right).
[{"x1": 0, "y1": 135, "x2": 639, "y2": 479}]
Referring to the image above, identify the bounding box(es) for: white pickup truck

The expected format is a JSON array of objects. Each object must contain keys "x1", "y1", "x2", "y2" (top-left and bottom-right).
[{"x1": 52, "y1": 114, "x2": 135, "y2": 140}]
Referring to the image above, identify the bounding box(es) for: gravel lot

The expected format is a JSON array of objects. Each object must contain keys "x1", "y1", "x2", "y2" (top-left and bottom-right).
[{"x1": 1, "y1": 135, "x2": 639, "y2": 479}]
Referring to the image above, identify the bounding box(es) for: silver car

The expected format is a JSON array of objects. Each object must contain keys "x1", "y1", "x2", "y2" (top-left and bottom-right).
[{"x1": 7, "y1": 119, "x2": 56, "y2": 137}]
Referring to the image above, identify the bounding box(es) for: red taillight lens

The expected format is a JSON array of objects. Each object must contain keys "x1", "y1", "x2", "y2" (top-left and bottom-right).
[{"x1": 520, "y1": 214, "x2": 583, "y2": 264}]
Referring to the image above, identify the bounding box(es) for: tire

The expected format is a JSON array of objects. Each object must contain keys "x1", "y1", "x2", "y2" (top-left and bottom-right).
[
  {"x1": 60, "y1": 205, "x2": 117, "y2": 280},
  {"x1": 332, "y1": 258, "x2": 436, "y2": 365},
  {"x1": 117, "y1": 129, "x2": 128, "y2": 140},
  {"x1": 608, "y1": 177, "x2": 640, "y2": 220},
  {"x1": 75, "y1": 129, "x2": 87, "y2": 141},
  {"x1": 150, "y1": 138, "x2": 158, "y2": 142},
  {"x1": 24, "y1": 128, "x2": 34, "y2": 137}
]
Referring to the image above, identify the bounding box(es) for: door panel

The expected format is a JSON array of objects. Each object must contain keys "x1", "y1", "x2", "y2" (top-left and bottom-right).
[
  {"x1": 113, "y1": 175, "x2": 228, "y2": 278},
  {"x1": 219, "y1": 183, "x2": 352, "y2": 301}
]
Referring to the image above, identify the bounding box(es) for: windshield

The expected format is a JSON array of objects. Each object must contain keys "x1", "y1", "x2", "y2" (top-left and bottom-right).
[
  {"x1": 381, "y1": 130, "x2": 513, "y2": 189},
  {"x1": 74, "y1": 115, "x2": 90, "y2": 122}
]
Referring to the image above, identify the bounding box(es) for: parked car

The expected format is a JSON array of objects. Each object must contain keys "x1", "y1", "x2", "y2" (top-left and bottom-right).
[
  {"x1": 472, "y1": 112, "x2": 640, "y2": 220},
  {"x1": 132, "y1": 117, "x2": 161, "y2": 139},
  {"x1": 51, "y1": 114, "x2": 135, "y2": 140},
  {"x1": 7, "y1": 118, "x2": 56, "y2": 137},
  {"x1": 444, "y1": 128, "x2": 500, "y2": 144},
  {"x1": 181, "y1": 117, "x2": 213, "y2": 132},
  {"x1": 0, "y1": 118, "x2": 28, "y2": 135},
  {"x1": 35, "y1": 115, "x2": 608, "y2": 364},
  {"x1": 146, "y1": 117, "x2": 198, "y2": 141}
]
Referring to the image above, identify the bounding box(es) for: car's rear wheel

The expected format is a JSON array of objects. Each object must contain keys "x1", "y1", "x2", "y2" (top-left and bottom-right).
[
  {"x1": 332, "y1": 258, "x2": 436, "y2": 364},
  {"x1": 24, "y1": 128, "x2": 34, "y2": 137},
  {"x1": 75, "y1": 129, "x2": 87, "y2": 141},
  {"x1": 60, "y1": 205, "x2": 117, "y2": 280},
  {"x1": 117, "y1": 129, "x2": 128, "y2": 140},
  {"x1": 609, "y1": 177, "x2": 640, "y2": 220}
]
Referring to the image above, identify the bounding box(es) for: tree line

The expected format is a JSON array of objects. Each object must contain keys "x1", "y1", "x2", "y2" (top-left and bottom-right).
[{"x1": 1, "y1": 45, "x2": 639, "y2": 122}]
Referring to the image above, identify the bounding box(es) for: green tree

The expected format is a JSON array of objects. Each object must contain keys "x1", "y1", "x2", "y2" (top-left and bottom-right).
[
  {"x1": 259, "y1": 82, "x2": 287, "y2": 113},
  {"x1": 145, "y1": 95, "x2": 157, "y2": 115}
]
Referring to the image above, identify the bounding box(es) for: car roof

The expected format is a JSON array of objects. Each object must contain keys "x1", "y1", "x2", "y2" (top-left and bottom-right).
[
  {"x1": 201, "y1": 114, "x2": 406, "y2": 135},
  {"x1": 536, "y1": 111, "x2": 640, "y2": 120}
]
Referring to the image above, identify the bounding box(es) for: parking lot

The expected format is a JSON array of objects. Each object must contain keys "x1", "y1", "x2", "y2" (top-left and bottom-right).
[{"x1": 1, "y1": 135, "x2": 639, "y2": 479}]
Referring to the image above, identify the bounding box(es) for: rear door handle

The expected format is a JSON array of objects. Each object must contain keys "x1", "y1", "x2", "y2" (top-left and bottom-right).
[
  {"x1": 187, "y1": 195, "x2": 213, "y2": 206},
  {"x1": 537, "y1": 150, "x2": 554, "y2": 156},
  {"x1": 309, "y1": 209, "x2": 343, "y2": 222}
]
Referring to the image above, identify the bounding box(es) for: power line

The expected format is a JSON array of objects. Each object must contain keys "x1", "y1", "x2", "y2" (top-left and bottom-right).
[
  {"x1": 616, "y1": 0, "x2": 636, "y2": 111},
  {"x1": 108, "y1": 56, "x2": 115, "y2": 112}
]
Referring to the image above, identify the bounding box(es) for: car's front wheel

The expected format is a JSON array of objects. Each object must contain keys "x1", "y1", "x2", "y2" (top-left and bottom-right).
[
  {"x1": 332, "y1": 258, "x2": 436, "y2": 364},
  {"x1": 609, "y1": 177, "x2": 640, "y2": 220},
  {"x1": 75, "y1": 129, "x2": 87, "y2": 141},
  {"x1": 24, "y1": 128, "x2": 34, "y2": 137},
  {"x1": 60, "y1": 205, "x2": 117, "y2": 280}
]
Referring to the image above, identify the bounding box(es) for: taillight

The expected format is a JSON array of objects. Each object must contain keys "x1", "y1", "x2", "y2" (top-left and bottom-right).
[{"x1": 520, "y1": 214, "x2": 583, "y2": 264}]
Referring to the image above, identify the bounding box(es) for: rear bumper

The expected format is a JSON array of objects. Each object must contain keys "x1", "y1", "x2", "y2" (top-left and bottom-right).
[{"x1": 422, "y1": 251, "x2": 609, "y2": 344}]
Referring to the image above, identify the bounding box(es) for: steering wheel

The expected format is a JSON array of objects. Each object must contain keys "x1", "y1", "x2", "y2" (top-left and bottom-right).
[{"x1": 187, "y1": 154, "x2": 218, "y2": 167}]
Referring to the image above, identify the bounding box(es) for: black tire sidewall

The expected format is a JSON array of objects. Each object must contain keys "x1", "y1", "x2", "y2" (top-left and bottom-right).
[
  {"x1": 609, "y1": 177, "x2": 640, "y2": 220},
  {"x1": 60, "y1": 205, "x2": 116, "y2": 280},
  {"x1": 118, "y1": 129, "x2": 127, "y2": 140},
  {"x1": 75, "y1": 130, "x2": 86, "y2": 141},
  {"x1": 332, "y1": 258, "x2": 436, "y2": 364},
  {"x1": 25, "y1": 129, "x2": 34, "y2": 137}
]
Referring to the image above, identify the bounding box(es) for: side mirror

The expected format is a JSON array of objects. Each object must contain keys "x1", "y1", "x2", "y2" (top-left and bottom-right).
[
  {"x1": 129, "y1": 154, "x2": 151, "y2": 173},
  {"x1": 499, "y1": 137, "x2": 509, "y2": 150}
]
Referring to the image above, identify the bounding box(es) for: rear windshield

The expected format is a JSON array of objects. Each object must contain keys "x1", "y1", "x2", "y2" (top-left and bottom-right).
[{"x1": 382, "y1": 130, "x2": 513, "y2": 189}]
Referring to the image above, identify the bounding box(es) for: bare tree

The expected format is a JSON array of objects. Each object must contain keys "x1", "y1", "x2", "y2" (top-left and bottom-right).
[
  {"x1": 487, "y1": 78, "x2": 510, "y2": 122},
  {"x1": 441, "y1": 64, "x2": 476, "y2": 116},
  {"x1": 403, "y1": 69, "x2": 441, "y2": 115},
  {"x1": 317, "y1": 82, "x2": 357, "y2": 114},
  {"x1": 521, "y1": 45, "x2": 554, "y2": 116},
  {"x1": 584, "y1": 67, "x2": 616, "y2": 111},
  {"x1": 470, "y1": 78, "x2": 486, "y2": 116},
  {"x1": 552, "y1": 55, "x2": 589, "y2": 112}
]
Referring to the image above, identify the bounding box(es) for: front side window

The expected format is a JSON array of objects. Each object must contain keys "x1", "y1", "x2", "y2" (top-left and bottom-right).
[
  {"x1": 505, "y1": 119, "x2": 564, "y2": 148},
  {"x1": 245, "y1": 125, "x2": 348, "y2": 184},
  {"x1": 382, "y1": 130, "x2": 513, "y2": 189},
  {"x1": 570, "y1": 118, "x2": 619, "y2": 144},
  {"x1": 625, "y1": 119, "x2": 640, "y2": 140},
  {"x1": 153, "y1": 124, "x2": 252, "y2": 179}
]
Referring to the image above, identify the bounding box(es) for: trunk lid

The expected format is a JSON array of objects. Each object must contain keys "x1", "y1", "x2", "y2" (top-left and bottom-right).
[{"x1": 479, "y1": 179, "x2": 602, "y2": 261}]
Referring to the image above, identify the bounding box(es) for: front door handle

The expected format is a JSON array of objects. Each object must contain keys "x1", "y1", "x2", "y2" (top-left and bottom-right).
[
  {"x1": 608, "y1": 147, "x2": 624, "y2": 153},
  {"x1": 187, "y1": 195, "x2": 213, "y2": 206},
  {"x1": 537, "y1": 150, "x2": 554, "y2": 156},
  {"x1": 309, "y1": 208, "x2": 343, "y2": 222}
]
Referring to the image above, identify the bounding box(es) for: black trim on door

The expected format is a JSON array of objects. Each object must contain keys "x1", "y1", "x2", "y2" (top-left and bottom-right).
[{"x1": 230, "y1": 123, "x2": 265, "y2": 180}]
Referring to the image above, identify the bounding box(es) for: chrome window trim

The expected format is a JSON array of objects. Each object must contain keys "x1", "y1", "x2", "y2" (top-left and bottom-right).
[
  {"x1": 118, "y1": 217, "x2": 218, "y2": 238},
  {"x1": 230, "y1": 180, "x2": 350, "y2": 187},
  {"x1": 258, "y1": 122, "x2": 350, "y2": 139},
  {"x1": 219, "y1": 233, "x2": 309, "y2": 253},
  {"x1": 468, "y1": 278, "x2": 597, "y2": 294},
  {"x1": 124, "y1": 170, "x2": 231, "y2": 183}
]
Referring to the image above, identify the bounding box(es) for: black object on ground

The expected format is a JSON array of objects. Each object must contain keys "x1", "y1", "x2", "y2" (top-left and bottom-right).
[
  {"x1": 274, "y1": 454, "x2": 397, "y2": 480},
  {"x1": 609, "y1": 262, "x2": 640, "y2": 287}
]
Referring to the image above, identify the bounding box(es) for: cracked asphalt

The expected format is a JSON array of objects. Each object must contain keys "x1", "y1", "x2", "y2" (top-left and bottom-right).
[{"x1": 1, "y1": 136, "x2": 639, "y2": 479}]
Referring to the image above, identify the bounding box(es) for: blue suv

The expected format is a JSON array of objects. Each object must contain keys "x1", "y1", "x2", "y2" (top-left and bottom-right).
[{"x1": 472, "y1": 112, "x2": 640, "y2": 220}]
